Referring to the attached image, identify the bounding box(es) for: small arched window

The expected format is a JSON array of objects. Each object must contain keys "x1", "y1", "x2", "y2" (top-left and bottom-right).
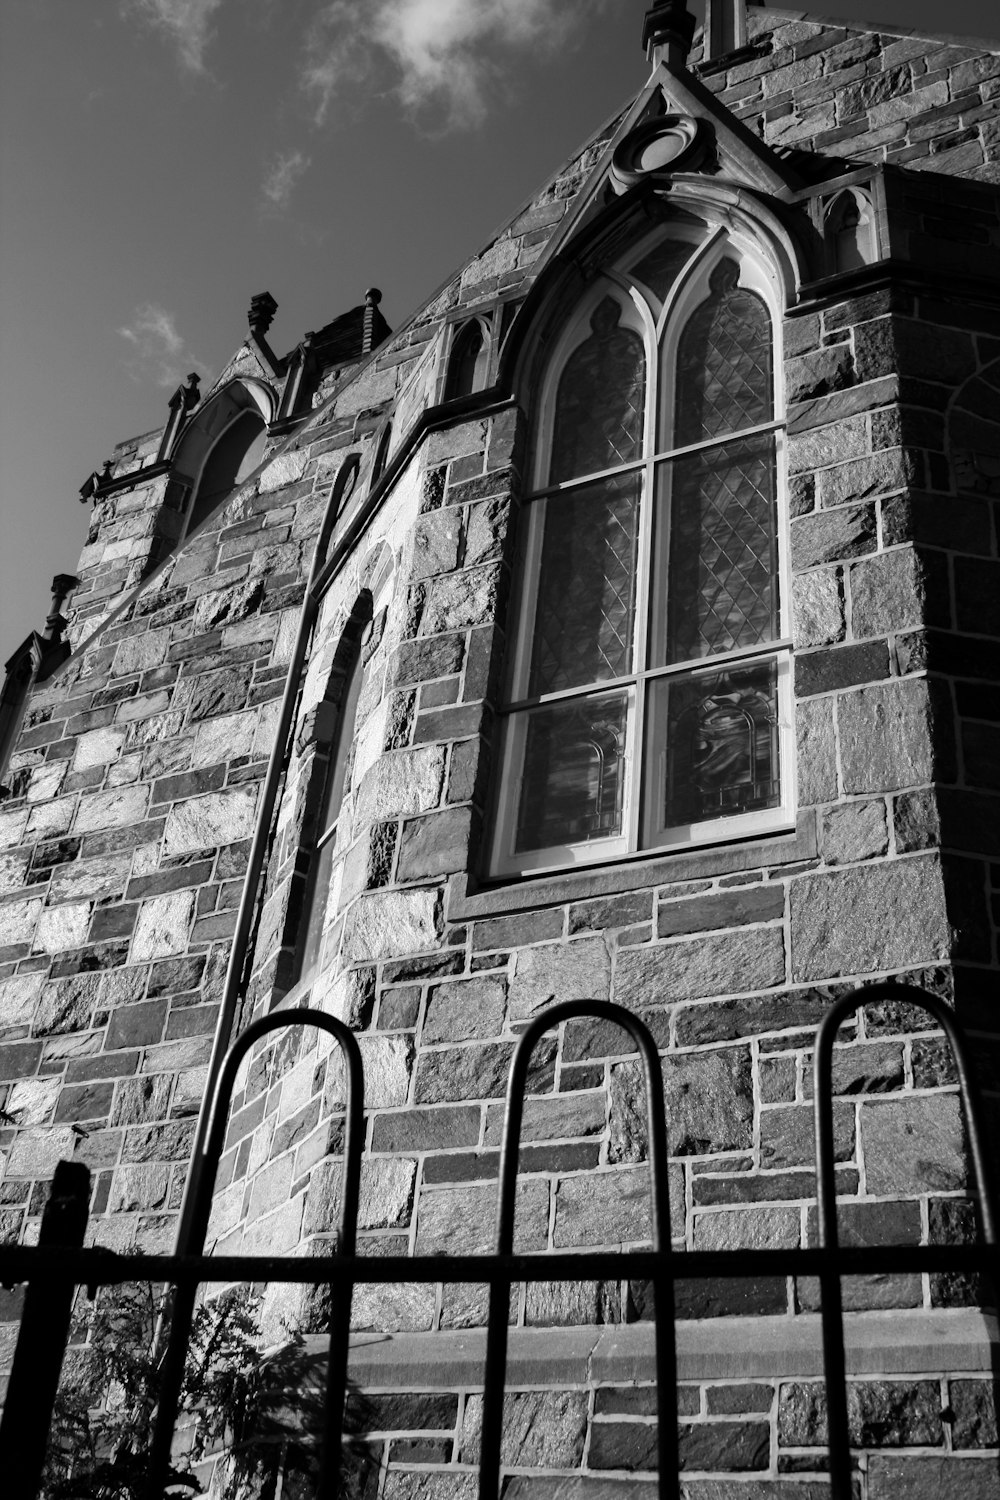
[
  {"x1": 188, "y1": 411, "x2": 267, "y2": 532},
  {"x1": 169, "y1": 381, "x2": 272, "y2": 543},
  {"x1": 297, "y1": 608, "x2": 369, "y2": 976},
  {"x1": 445, "y1": 319, "x2": 490, "y2": 401},
  {"x1": 489, "y1": 219, "x2": 791, "y2": 876},
  {"x1": 825, "y1": 190, "x2": 876, "y2": 274}
]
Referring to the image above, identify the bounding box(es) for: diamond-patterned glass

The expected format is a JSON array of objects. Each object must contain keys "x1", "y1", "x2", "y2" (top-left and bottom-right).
[
  {"x1": 663, "y1": 433, "x2": 777, "y2": 664},
  {"x1": 632, "y1": 238, "x2": 697, "y2": 304},
  {"x1": 673, "y1": 258, "x2": 773, "y2": 447},
  {"x1": 550, "y1": 297, "x2": 645, "y2": 484},
  {"x1": 529, "y1": 474, "x2": 641, "y2": 696},
  {"x1": 654, "y1": 660, "x2": 780, "y2": 828},
  {"x1": 515, "y1": 691, "x2": 629, "y2": 853}
]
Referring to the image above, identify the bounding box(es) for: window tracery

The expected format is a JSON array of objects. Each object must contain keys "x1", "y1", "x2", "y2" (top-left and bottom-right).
[{"x1": 489, "y1": 219, "x2": 792, "y2": 876}]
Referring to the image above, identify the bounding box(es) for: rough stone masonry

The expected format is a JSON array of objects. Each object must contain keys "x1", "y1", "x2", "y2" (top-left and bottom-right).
[{"x1": 1, "y1": 4, "x2": 999, "y2": 1496}]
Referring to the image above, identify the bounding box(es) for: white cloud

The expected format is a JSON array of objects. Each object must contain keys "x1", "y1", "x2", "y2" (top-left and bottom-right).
[
  {"x1": 303, "y1": 0, "x2": 605, "y2": 129},
  {"x1": 118, "y1": 303, "x2": 205, "y2": 387},
  {"x1": 123, "y1": 0, "x2": 225, "y2": 73},
  {"x1": 261, "y1": 149, "x2": 312, "y2": 213}
]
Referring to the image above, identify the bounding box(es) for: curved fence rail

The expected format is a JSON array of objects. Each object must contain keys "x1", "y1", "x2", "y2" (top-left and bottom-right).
[{"x1": 0, "y1": 984, "x2": 996, "y2": 1500}]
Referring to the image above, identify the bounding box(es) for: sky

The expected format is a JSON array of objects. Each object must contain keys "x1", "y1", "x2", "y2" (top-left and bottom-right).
[{"x1": 1, "y1": 0, "x2": 998, "y2": 663}]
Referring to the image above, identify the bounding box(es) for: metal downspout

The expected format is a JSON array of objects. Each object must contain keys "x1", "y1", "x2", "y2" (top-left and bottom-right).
[{"x1": 172, "y1": 462, "x2": 352, "y2": 1255}]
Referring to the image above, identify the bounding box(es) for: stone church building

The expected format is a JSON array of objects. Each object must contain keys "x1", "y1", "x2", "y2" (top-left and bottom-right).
[{"x1": 1, "y1": 1, "x2": 999, "y2": 1493}]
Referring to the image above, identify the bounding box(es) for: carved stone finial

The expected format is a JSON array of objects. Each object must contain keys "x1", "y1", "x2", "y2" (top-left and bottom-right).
[
  {"x1": 248, "y1": 291, "x2": 279, "y2": 338},
  {"x1": 43, "y1": 575, "x2": 79, "y2": 643},
  {"x1": 183, "y1": 372, "x2": 201, "y2": 409},
  {"x1": 642, "y1": 0, "x2": 696, "y2": 68},
  {"x1": 365, "y1": 288, "x2": 383, "y2": 307},
  {"x1": 78, "y1": 472, "x2": 100, "y2": 504}
]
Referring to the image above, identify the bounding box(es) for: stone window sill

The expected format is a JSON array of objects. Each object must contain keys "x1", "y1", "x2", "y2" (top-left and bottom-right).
[
  {"x1": 447, "y1": 812, "x2": 814, "y2": 923},
  {"x1": 336, "y1": 1308, "x2": 996, "y2": 1389}
]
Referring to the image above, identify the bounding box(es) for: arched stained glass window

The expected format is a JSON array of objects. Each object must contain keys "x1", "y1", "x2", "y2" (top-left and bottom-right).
[{"x1": 489, "y1": 222, "x2": 792, "y2": 876}]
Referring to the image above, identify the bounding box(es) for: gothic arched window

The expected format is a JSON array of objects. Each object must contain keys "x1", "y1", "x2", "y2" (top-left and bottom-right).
[
  {"x1": 297, "y1": 607, "x2": 369, "y2": 976},
  {"x1": 489, "y1": 224, "x2": 791, "y2": 876},
  {"x1": 168, "y1": 381, "x2": 271, "y2": 545},
  {"x1": 825, "y1": 189, "x2": 876, "y2": 274},
  {"x1": 188, "y1": 410, "x2": 267, "y2": 533},
  {"x1": 445, "y1": 319, "x2": 490, "y2": 401}
]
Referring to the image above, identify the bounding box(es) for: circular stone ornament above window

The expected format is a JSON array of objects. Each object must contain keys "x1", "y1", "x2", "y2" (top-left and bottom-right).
[{"x1": 611, "y1": 115, "x2": 709, "y2": 192}]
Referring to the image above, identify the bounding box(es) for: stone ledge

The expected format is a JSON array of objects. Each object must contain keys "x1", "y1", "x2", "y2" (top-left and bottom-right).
[
  {"x1": 339, "y1": 1310, "x2": 997, "y2": 1390},
  {"x1": 447, "y1": 816, "x2": 813, "y2": 922}
]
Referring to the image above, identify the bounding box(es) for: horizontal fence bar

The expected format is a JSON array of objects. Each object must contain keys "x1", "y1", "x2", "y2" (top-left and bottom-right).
[{"x1": 0, "y1": 1244, "x2": 995, "y2": 1286}]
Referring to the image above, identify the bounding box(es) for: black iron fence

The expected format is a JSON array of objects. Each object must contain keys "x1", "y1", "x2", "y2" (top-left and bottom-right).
[{"x1": 0, "y1": 983, "x2": 997, "y2": 1500}]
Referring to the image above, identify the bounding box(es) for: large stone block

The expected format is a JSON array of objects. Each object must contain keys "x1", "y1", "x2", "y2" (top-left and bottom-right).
[
  {"x1": 353, "y1": 747, "x2": 446, "y2": 828},
  {"x1": 510, "y1": 939, "x2": 611, "y2": 1021},
  {"x1": 34, "y1": 975, "x2": 100, "y2": 1035},
  {"x1": 820, "y1": 799, "x2": 888, "y2": 865},
  {"x1": 796, "y1": 697, "x2": 837, "y2": 804},
  {"x1": 413, "y1": 1179, "x2": 548, "y2": 1254},
  {"x1": 693, "y1": 1206, "x2": 800, "y2": 1250},
  {"x1": 6, "y1": 1127, "x2": 79, "y2": 1178},
  {"x1": 112, "y1": 629, "x2": 169, "y2": 677},
  {"x1": 867, "y1": 1456, "x2": 1000, "y2": 1500},
  {"x1": 861, "y1": 1094, "x2": 965, "y2": 1193},
  {"x1": 793, "y1": 568, "x2": 844, "y2": 647},
  {"x1": 6, "y1": 1076, "x2": 61, "y2": 1126},
  {"x1": 0, "y1": 973, "x2": 44, "y2": 1030},
  {"x1": 397, "y1": 808, "x2": 472, "y2": 882},
  {"x1": 423, "y1": 976, "x2": 506, "y2": 1043},
  {"x1": 779, "y1": 1378, "x2": 942, "y2": 1447},
  {"x1": 554, "y1": 1168, "x2": 651, "y2": 1247},
  {"x1": 838, "y1": 680, "x2": 934, "y2": 794},
  {"x1": 616, "y1": 928, "x2": 785, "y2": 1006},
  {"x1": 410, "y1": 511, "x2": 461, "y2": 580},
  {"x1": 851, "y1": 549, "x2": 925, "y2": 638},
  {"x1": 34, "y1": 901, "x2": 92, "y2": 954},
  {"x1": 419, "y1": 566, "x2": 501, "y2": 636},
  {"x1": 791, "y1": 505, "x2": 877, "y2": 570},
  {"x1": 414, "y1": 1041, "x2": 513, "y2": 1104},
  {"x1": 189, "y1": 710, "x2": 258, "y2": 770},
  {"x1": 0, "y1": 898, "x2": 42, "y2": 949},
  {"x1": 73, "y1": 785, "x2": 150, "y2": 834},
  {"x1": 341, "y1": 888, "x2": 441, "y2": 961},
  {"x1": 131, "y1": 890, "x2": 196, "y2": 961},
  {"x1": 462, "y1": 1390, "x2": 587, "y2": 1467},
  {"x1": 790, "y1": 856, "x2": 948, "y2": 982},
  {"x1": 325, "y1": 1033, "x2": 412, "y2": 1112},
  {"x1": 664, "y1": 1048, "x2": 753, "y2": 1156},
  {"x1": 162, "y1": 787, "x2": 257, "y2": 859}
]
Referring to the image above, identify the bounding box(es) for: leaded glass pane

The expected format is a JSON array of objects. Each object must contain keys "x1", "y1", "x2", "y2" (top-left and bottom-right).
[
  {"x1": 515, "y1": 691, "x2": 629, "y2": 853},
  {"x1": 632, "y1": 238, "x2": 698, "y2": 305},
  {"x1": 673, "y1": 258, "x2": 773, "y2": 447},
  {"x1": 549, "y1": 298, "x2": 645, "y2": 483},
  {"x1": 651, "y1": 660, "x2": 780, "y2": 830},
  {"x1": 528, "y1": 475, "x2": 641, "y2": 697},
  {"x1": 660, "y1": 433, "x2": 777, "y2": 665}
]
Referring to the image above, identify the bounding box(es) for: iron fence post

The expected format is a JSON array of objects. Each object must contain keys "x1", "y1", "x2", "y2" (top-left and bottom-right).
[{"x1": 0, "y1": 1158, "x2": 91, "y2": 1500}]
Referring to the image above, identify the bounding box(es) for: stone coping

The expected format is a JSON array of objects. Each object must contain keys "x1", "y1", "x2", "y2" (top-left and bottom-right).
[
  {"x1": 447, "y1": 814, "x2": 814, "y2": 921},
  {"x1": 337, "y1": 1311, "x2": 997, "y2": 1390}
]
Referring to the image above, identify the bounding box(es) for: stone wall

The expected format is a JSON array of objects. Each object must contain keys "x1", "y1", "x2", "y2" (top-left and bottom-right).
[
  {"x1": 0, "y1": 8, "x2": 998, "y2": 1494},
  {"x1": 700, "y1": 9, "x2": 1000, "y2": 181}
]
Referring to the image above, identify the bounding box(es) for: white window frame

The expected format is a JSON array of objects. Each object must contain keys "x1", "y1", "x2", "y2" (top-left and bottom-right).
[{"x1": 488, "y1": 221, "x2": 794, "y2": 879}]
